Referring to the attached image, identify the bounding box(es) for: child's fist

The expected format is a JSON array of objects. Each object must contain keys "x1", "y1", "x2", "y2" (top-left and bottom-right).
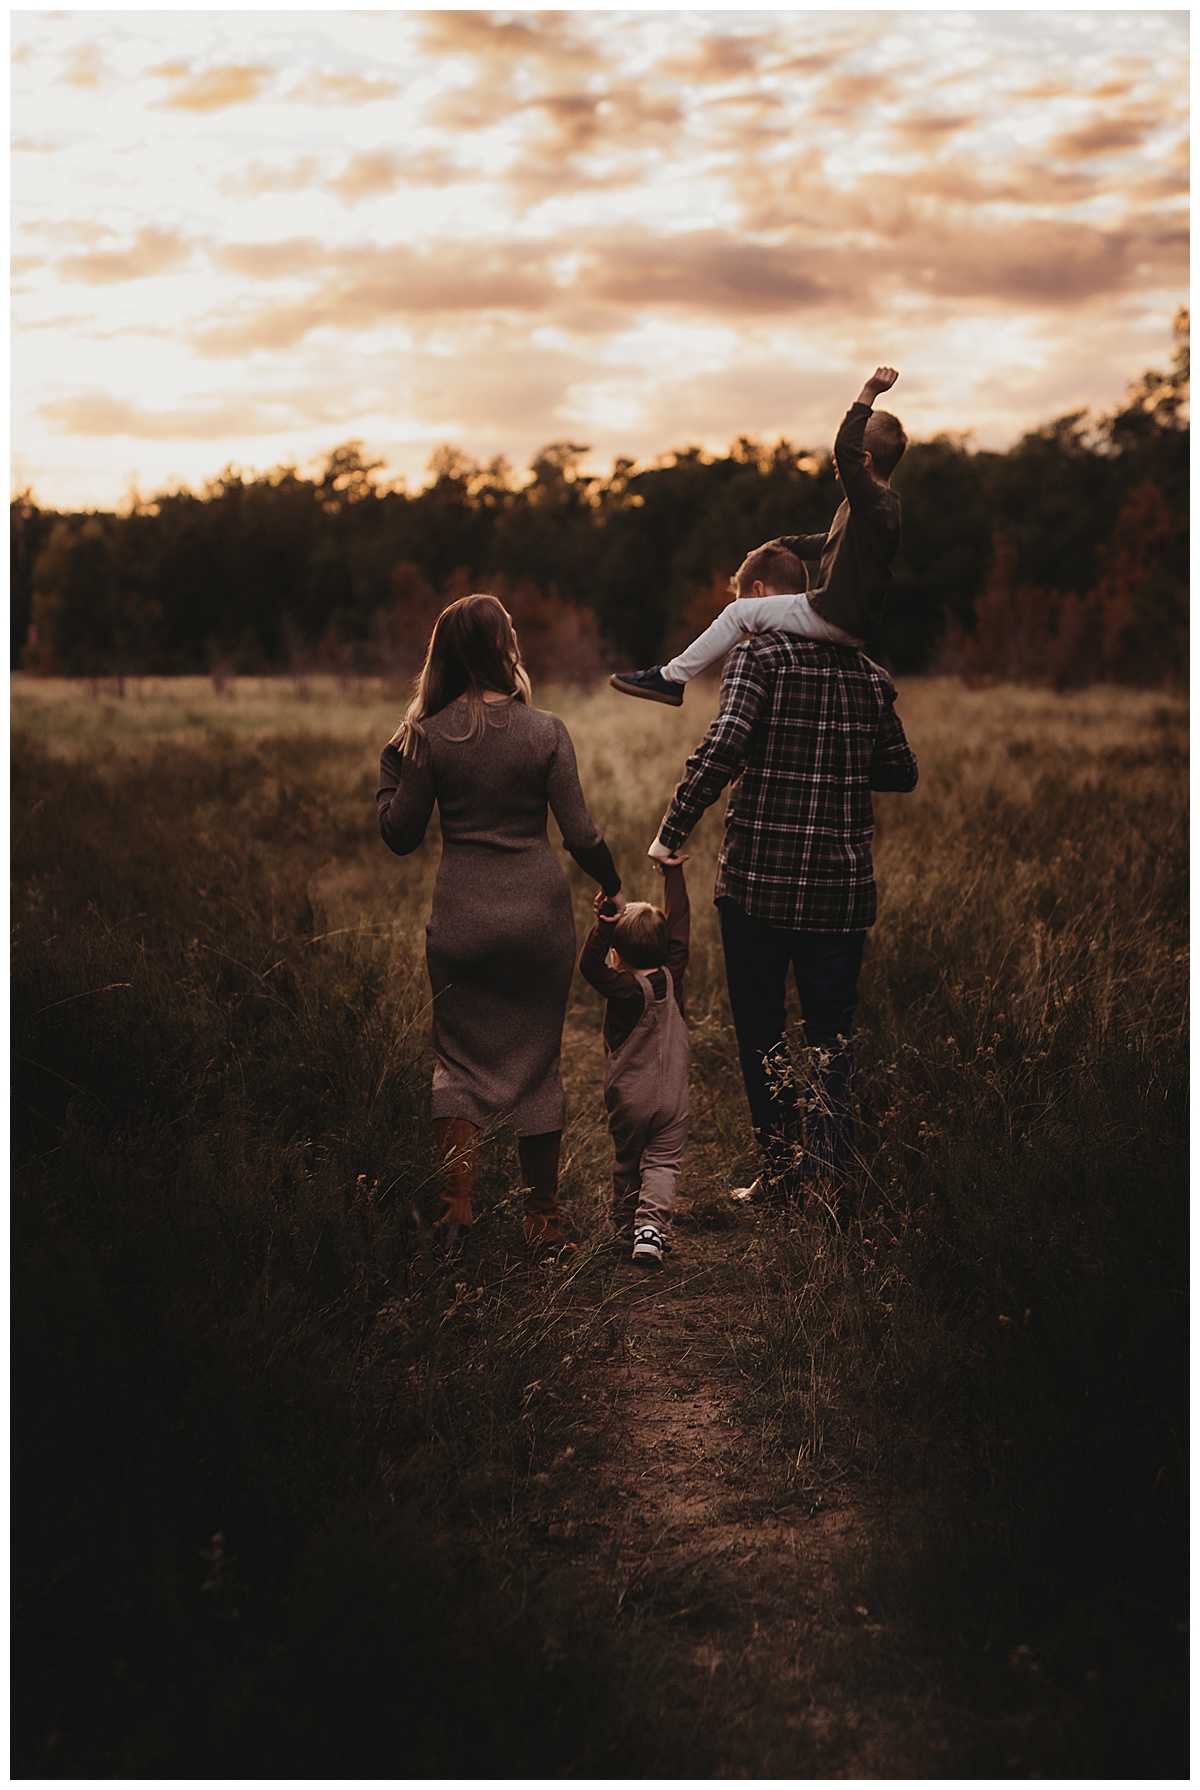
[
  {"x1": 594, "y1": 890, "x2": 621, "y2": 920},
  {"x1": 864, "y1": 366, "x2": 899, "y2": 394}
]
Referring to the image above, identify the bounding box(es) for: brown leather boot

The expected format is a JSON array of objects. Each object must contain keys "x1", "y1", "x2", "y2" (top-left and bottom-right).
[
  {"x1": 518, "y1": 1130, "x2": 575, "y2": 1259},
  {"x1": 433, "y1": 1117, "x2": 478, "y2": 1253}
]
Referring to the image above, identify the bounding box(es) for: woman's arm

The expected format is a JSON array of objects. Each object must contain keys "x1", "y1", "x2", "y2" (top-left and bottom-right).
[
  {"x1": 376, "y1": 743, "x2": 436, "y2": 856},
  {"x1": 547, "y1": 719, "x2": 622, "y2": 896}
]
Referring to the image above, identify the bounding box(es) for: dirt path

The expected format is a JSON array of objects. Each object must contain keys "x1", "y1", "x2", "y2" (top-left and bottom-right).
[{"x1": 565, "y1": 1230, "x2": 946, "y2": 1777}]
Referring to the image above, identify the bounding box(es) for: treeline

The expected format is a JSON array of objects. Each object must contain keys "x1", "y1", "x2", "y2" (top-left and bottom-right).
[{"x1": 11, "y1": 312, "x2": 1187, "y2": 687}]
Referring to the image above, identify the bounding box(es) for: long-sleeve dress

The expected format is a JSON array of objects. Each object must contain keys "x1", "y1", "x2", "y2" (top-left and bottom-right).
[{"x1": 377, "y1": 698, "x2": 619, "y2": 1135}]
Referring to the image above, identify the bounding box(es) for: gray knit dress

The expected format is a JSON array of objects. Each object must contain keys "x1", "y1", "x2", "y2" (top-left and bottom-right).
[{"x1": 377, "y1": 699, "x2": 620, "y2": 1135}]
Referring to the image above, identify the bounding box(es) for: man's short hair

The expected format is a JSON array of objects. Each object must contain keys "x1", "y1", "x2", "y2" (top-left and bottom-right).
[
  {"x1": 612, "y1": 901, "x2": 668, "y2": 969},
  {"x1": 736, "y1": 543, "x2": 807, "y2": 595},
  {"x1": 864, "y1": 410, "x2": 907, "y2": 477}
]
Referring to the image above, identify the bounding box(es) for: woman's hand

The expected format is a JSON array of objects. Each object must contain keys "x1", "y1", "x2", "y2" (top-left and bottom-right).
[{"x1": 594, "y1": 888, "x2": 626, "y2": 919}]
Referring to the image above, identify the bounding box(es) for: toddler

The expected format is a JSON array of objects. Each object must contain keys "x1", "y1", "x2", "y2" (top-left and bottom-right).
[
  {"x1": 611, "y1": 366, "x2": 905, "y2": 705},
  {"x1": 579, "y1": 859, "x2": 690, "y2": 1267}
]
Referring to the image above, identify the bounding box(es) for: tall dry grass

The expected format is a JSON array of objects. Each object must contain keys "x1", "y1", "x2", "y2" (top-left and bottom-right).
[{"x1": 11, "y1": 672, "x2": 1187, "y2": 1775}]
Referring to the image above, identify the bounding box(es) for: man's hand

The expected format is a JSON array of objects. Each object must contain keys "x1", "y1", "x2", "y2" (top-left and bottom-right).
[
  {"x1": 651, "y1": 852, "x2": 689, "y2": 876},
  {"x1": 648, "y1": 836, "x2": 689, "y2": 868},
  {"x1": 858, "y1": 366, "x2": 899, "y2": 405}
]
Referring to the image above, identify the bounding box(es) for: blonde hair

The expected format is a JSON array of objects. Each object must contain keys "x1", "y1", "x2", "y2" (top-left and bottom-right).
[
  {"x1": 735, "y1": 544, "x2": 807, "y2": 597},
  {"x1": 394, "y1": 593, "x2": 532, "y2": 761},
  {"x1": 612, "y1": 901, "x2": 669, "y2": 969}
]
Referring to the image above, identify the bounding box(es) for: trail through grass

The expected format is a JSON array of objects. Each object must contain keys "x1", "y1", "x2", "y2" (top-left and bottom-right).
[{"x1": 11, "y1": 674, "x2": 1187, "y2": 1776}]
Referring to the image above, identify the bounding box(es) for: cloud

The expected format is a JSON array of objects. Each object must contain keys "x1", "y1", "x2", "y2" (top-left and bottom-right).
[
  {"x1": 661, "y1": 33, "x2": 767, "y2": 83},
  {"x1": 210, "y1": 238, "x2": 330, "y2": 280},
  {"x1": 325, "y1": 151, "x2": 406, "y2": 204},
  {"x1": 724, "y1": 139, "x2": 1156, "y2": 237},
  {"x1": 769, "y1": 50, "x2": 842, "y2": 76},
  {"x1": 1046, "y1": 111, "x2": 1162, "y2": 160},
  {"x1": 333, "y1": 148, "x2": 467, "y2": 196},
  {"x1": 286, "y1": 71, "x2": 399, "y2": 106},
  {"x1": 810, "y1": 67, "x2": 900, "y2": 117},
  {"x1": 13, "y1": 137, "x2": 60, "y2": 153},
  {"x1": 191, "y1": 228, "x2": 840, "y2": 358},
  {"x1": 193, "y1": 242, "x2": 561, "y2": 353},
  {"x1": 220, "y1": 156, "x2": 321, "y2": 197},
  {"x1": 39, "y1": 390, "x2": 309, "y2": 441},
  {"x1": 153, "y1": 63, "x2": 273, "y2": 112},
  {"x1": 421, "y1": 10, "x2": 600, "y2": 129},
  {"x1": 60, "y1": 44, "x2": 104, "y2": 89},
  {"x1": 419, "y1": 9, "x2": 590, "y2": 73},
  {"x1": 186, "y1": 194, "x2": 1188, "y2": 364},
  {"x1": 1123, "y1": 169, "x2": 1190, "y2": 204},
  {"x1": 57, "y1": 227, "x2": 193, "y2": 285},
  {"x1": 221, "y1": 148, "x2": 468, "y2": 204},
  {"x1": 907, "y1": 215, "x2": 1187, "y2": 307},
  {"x1": 29, "y1": 220, "x2": 116, "y2": 245},
  {"x1": 890, "y1": 111, "x2": 979, "y2": 150},
  {"x1": 584, "y1": 232, "x2": 835, "y2": 312}
]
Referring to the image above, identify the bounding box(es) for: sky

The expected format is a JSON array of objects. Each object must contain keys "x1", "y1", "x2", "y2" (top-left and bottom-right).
[{"x1": 11, "y1": 8, "x2": 1190, "y2": 511}]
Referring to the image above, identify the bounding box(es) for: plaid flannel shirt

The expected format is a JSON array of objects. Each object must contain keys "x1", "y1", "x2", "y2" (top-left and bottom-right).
[{"x1": 657, "y1": 634, "x2": 918, "y2": 931}]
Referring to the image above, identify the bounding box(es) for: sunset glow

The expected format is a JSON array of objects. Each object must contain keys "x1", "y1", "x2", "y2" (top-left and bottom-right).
[{"x1": 12, "y1": 9, "x2": 1190, "y2": 510}]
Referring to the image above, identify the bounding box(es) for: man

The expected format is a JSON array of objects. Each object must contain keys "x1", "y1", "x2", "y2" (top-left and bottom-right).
[{"x1": 648, "y1": 595, "x2": 918, "y2": 1210}]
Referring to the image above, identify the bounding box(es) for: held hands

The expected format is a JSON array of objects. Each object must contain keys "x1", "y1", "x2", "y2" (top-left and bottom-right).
[
  {"x1": 594, "y1": 888, "x2": 627, "y2": 921},
  {"x1": 647, "y1": 835, "x2": 689, "y2": 870}
]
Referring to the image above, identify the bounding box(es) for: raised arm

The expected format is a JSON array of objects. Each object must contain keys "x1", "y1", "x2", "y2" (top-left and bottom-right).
[
  {"x1": 376, "y1": 742, "x2": 436, "y2": 856},
  {"x1": 547, "y1": 717, "x2": 622, "y2": 897},
  {"x1": 655, "y1": 642, "x2": 769, "y2": 854},
  {"x1": 835, "y1": 366, "x2": 900, "y2": 511},
  {"x1": 658, "y1": 860, "x2": 690, "y2": 983},
  {"x1": 579, "y1": 912, "x2": 639, "y2": 999}
]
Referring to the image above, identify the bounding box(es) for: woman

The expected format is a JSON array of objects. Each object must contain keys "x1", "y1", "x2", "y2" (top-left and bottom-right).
[{"x1": 377, "y1": 593, "x2": 623, "y2": 1258}]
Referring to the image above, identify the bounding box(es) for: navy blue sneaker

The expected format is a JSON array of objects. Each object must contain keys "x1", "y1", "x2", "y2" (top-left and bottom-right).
[{"x1": 610, "y1": 667, "x2": 685, "y2": 706}]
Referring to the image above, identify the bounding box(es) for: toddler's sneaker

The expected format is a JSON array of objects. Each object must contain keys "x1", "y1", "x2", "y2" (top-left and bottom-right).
[
  {"x1": 631, "y1": 1224, "x2": 666, "y2": 1267},
  {"x1": 610, "y1": 667, "x2": 685, "y2": 707}
]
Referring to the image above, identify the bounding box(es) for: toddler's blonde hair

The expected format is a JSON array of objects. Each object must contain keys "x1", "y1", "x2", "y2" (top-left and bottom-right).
[{"x1": 612, "y1": 901, "x2": 669, "y2": 969}]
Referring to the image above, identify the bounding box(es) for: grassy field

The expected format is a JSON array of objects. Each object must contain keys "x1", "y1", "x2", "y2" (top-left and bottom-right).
[{"x1": 11, "y1": 672, "x2": 1188, "y2": 1776}]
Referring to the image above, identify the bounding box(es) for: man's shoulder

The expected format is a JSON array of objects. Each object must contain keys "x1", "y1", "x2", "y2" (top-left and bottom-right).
[{"x1": 738, "y1": 633, "x2": 891, "y2": 679}]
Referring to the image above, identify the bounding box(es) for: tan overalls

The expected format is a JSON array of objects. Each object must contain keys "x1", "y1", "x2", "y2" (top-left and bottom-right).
[{"x1": 603, "y1": 965, "x2": 690, "y2": 1236}]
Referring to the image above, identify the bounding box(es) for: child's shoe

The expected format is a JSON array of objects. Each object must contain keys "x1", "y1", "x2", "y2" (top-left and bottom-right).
[
  {"x1": 609, "y1": 667, "x2": 685, "y2": 706},
  {"x1": 631, "y1": 1224, "x2": 666, "y2": 1267}
]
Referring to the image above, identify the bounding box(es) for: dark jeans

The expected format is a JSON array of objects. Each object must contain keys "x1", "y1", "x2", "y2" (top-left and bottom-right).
[{"x1": 717, "y1": 897, "x2": 866, "y2": 1187}]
